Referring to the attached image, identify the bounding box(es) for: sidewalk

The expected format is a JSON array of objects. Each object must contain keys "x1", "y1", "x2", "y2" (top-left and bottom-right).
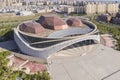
[{"x1": 0, "y1": 40, "x2": 18, "y2": 50}]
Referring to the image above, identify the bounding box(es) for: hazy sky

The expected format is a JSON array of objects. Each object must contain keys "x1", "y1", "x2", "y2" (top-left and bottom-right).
[
  {"x1": 58, "y1": 0, "x2": 120, "y2": 1},
  {"x1": 23, "y1": 0, "x2": 120, "y2": 1}
]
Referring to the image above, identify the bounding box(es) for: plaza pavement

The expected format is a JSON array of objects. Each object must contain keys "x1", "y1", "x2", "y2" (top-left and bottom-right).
[
  {"x1": 0, "y1": 40, "x2": 17, "y2": 50},
  {"x1": 1, "y1": 40, "x2": 120, "y2": 80},
  {"x1": 47, "y1": 44, "x2": 120, "y2": 80}
]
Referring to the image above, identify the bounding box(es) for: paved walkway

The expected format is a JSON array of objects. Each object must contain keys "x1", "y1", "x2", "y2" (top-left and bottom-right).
[
  {"x1": 48, "y1": 44, "x2": 120, "y2": 80},
  {"x1": 1, "y1": 40, "x2": 120, "y2": 80},
  {"x1": 0, "y1": 40, "x2": 17, "y2": 50}
]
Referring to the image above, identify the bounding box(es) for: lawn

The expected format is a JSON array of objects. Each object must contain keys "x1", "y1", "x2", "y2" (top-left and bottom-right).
[{"x1": 0, "y1": 13, "x2": 45, "y2": 42}]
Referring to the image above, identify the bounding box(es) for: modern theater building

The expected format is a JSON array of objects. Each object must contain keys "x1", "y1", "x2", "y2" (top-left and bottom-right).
[{"x1": 14, "y1": 15, "x2": 100, "y2": 62}]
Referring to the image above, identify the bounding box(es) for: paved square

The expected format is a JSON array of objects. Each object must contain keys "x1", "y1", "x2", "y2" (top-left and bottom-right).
[{"x1": 48, "y1": 44, "x2": 120, "y2": 80}]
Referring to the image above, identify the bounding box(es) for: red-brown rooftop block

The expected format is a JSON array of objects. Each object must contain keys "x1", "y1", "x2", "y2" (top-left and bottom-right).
[
  {"x1": 66, "y1": 18, "x2": 83, "y2": 27},
  {"x1": 20, "y1": 21, "x2": 45, "y2": 34},
  {"x1": 38, "y1": 15, "x2": 68, "y2": 30}
]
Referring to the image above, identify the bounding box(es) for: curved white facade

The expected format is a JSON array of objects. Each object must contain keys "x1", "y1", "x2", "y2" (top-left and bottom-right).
[{"x1": 14, "y1": 20, "x2": 100, "y2": 62}]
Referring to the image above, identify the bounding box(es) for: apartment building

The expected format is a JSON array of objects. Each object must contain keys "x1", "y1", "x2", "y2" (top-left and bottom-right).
[
  {"x1": 62, "y1": 1, "x2": 119, "y2": 14},
  {"x1": 0, "y1": 0, "x2": 22, "y2": 7}
]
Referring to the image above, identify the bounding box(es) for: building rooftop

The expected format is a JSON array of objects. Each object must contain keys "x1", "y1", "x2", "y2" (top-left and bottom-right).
[
  {"x1": 18, "y1": 15, "x2": 91, "y2": 38},
  {"x1": 20, "y1": 21, "x2": 45, "y2": 34},
  {"x1": 66, "y1": 18, "x2": 83, "y2": 27},
  {"x1": 37, "y1": 15, "x2": 68, "y2": 30}
]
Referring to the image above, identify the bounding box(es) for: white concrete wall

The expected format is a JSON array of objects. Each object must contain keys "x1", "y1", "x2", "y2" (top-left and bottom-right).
[{"x1": 14, "y1": 20, "x2": 100, "y2": 62}]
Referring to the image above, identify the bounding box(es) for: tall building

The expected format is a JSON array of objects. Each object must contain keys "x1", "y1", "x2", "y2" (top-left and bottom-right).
[
  {"x1": 85, "y1": 2, "x2": 119, "y2": 14},
  {"x1": 85, "y1": 3, "x2": 97, "y2": 14},
  {"x1": 106, "y1": 3, "x2": 119, "y2": 13},
  {"x1": 62, "y1": 1, "x2": 119, "y2": 14},
  {"x1": 0, "y1": 0, "x2": 22, "y2": 7},
  {"x1": 96, "y1": 3, "x2": 106, "y2": 14}
]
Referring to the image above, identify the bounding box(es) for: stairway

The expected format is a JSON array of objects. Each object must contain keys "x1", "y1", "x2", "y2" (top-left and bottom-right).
[{"x1": 51, "y1": 43, "x2": 98, "y2": 59}]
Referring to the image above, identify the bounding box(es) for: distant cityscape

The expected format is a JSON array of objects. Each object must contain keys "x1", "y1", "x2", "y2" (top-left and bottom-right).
[{"x1": 0, "y1": 0, "x2": 120, "y2": 16}]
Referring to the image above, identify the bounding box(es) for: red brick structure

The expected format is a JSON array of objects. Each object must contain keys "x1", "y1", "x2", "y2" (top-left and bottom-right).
[
  {"x1": 20, "y1": 21, "x2": 45, "y2": 34},
  {"x1": 66, "y1": 18, "x2": 83, "y2": 27},
  {"x1": 38, "y1": 15, "x2": 68, "y2": 30}
]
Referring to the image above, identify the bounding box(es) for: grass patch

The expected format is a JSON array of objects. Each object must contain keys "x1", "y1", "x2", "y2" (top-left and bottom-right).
[
  {"x1": 0, "y1": 51, "x2": 51, "y2": 80},
  {"x1": 92, "y1": 20, "x2": 120, "y2": 50}
]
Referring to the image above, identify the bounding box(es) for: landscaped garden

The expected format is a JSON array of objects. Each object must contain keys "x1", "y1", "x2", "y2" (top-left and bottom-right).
[
  {"x1": 0, "y1": 50, "x2": 50, "y2": 80},
  {"x1": 91, "y1": 20, "x2": 120, "y2": 50}
]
